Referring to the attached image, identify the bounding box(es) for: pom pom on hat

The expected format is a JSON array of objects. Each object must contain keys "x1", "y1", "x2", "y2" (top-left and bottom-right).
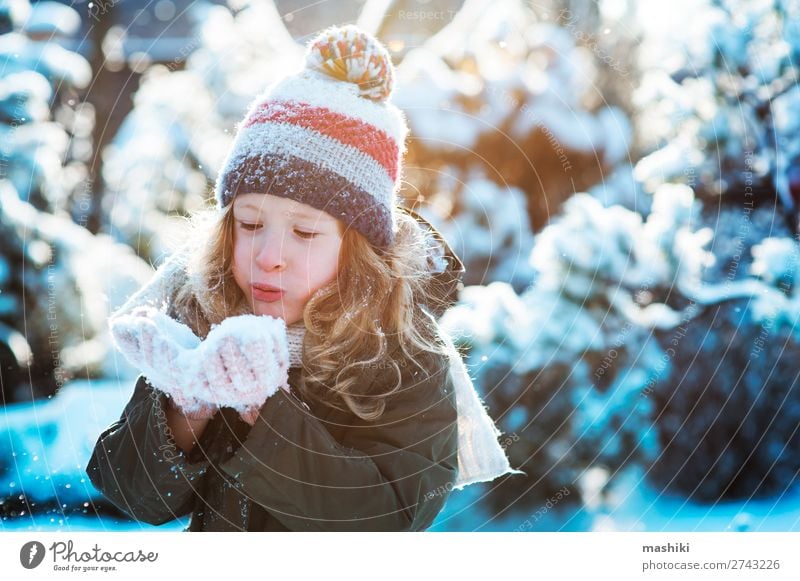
[{"x1": 306, "y1": 24, "x2": 394, "y2": 101}]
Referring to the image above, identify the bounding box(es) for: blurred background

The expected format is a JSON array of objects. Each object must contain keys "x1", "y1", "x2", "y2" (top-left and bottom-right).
[{"x1": 1, "y1": 0, "x2": 799, "y2": 532}]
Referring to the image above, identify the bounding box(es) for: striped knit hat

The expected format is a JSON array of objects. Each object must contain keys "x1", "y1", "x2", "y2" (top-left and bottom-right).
[{"x1": 214, "y1": 25, "x2": 408, "y2": 249}]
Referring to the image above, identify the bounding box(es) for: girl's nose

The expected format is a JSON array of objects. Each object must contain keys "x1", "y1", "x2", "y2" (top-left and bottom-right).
[{"x1": 254, "y1": 228, "x2": 287, "y2": 271}]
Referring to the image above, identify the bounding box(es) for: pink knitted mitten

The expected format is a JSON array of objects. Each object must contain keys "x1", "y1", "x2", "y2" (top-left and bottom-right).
[
  {"x1": 196, "y1": 314, "x2": 291, "y2": 426},
  {"x1": 109, "y1": 306, "x2": 218, "y2": 419},
  {"x1": 111, "y1": 309, "x2": 291, "y2": 425}
]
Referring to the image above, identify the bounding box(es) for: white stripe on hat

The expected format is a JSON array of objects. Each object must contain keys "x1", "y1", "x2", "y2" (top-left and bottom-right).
[
  {"x1": 260, "y1": 71, "x2": 409, "y2": 146},
  {"x1": 224, "y1": 121, "x2": 397, "y2": 205}
]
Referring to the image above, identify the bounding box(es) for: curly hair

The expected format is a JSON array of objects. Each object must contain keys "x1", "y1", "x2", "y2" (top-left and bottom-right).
[{"x1": 170, "y1": 202, "x2": 449, "y2": 421}]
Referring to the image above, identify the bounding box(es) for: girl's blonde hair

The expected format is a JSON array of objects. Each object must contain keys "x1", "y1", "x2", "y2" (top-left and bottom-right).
[{"x1": 171, "y1": 201, "x2": 449, "y2": 421}]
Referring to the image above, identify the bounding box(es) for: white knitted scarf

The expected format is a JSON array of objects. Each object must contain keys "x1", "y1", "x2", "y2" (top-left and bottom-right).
[{"x1": 111, "y1": 247, "x2": 523, "y2": 490}]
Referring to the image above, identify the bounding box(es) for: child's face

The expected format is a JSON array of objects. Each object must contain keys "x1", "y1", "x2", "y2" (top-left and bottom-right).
[{"x1": 232, "y1": 193, "x2": 344, "y2": 325}]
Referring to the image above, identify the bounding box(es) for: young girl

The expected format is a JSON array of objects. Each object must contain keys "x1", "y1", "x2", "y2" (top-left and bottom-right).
[{"x1": 87, "y1": 25, "x2": 520, "y2": 532}]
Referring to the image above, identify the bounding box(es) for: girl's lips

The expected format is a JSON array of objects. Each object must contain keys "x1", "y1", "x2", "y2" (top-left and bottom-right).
[{"x1": 252, "y1": 285, "x2": 285, "y2": 303}]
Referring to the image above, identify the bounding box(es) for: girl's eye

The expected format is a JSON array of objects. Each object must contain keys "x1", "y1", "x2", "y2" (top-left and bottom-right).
[
  {"x1": 295, "y1": 229, "x2": 319, "y2": 240},
  {"x1": 236, "y1": 221, "x2": 317, "y2": 239}
]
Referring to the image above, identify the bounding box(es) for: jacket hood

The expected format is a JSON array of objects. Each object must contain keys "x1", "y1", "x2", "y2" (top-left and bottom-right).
[{"x1": 397, "y1": 205, "x2": 465, "y2": 319}]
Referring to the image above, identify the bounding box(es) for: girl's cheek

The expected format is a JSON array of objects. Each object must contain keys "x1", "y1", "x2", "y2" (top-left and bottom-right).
[{"x1": 238, "y1": 240, "x2": 259, "y2": 266}]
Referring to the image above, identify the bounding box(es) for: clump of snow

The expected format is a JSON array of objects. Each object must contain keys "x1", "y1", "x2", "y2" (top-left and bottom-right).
[
  {"x1": 110, "y1": 309, "x2": 290, "y2": 416},
  {"x1": 21, "y1": 1, "x2": 81, "y2": 37},
  {"x1": 0, "y1": 71, "x2": 52, "y2": 123},
  {"x1": 747, "y1": 237, "x2": 800, "y2": 327},
  {"x1": 0, "y1": 380, "x2": 130, "y2": 506},
  {"x1": 751, "y1": 237, "x2": 800, "y2": 286},
  {"x1": 0, "y1": 31, "x2": 91, "y2": 88},
  {"x1": 394, "y1": 49, "x2": 484, "y2": 151},
  {"x1": 420, "y1": 172, "x2": 536, "y2": 291}
]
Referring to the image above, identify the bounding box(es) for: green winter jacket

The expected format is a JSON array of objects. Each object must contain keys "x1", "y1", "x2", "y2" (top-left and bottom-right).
[{"x1": 86, "y1": 208, "x2": 466, "y2": 532}]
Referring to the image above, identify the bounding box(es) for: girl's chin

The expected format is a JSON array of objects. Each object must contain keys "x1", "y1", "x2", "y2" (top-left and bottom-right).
[{"x1": 253, "y1": 302, "x2": 296, "y2": 323}]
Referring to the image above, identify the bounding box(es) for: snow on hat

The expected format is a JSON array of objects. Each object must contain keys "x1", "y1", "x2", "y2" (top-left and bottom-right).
[{"x1": 214, "y1": 24, "x2": 408, "y2": 249}]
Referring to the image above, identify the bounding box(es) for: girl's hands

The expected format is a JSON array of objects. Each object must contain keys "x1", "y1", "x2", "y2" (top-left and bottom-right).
[
  {"x1": 110, "y1": 306, "x2": 218, "y2": 419},
  {"x1": 196, "y1": 314, "x2": 290, "y2": 426},
  {"x1": 110, "y1": 308, "x2": 291, "y2": 426}
]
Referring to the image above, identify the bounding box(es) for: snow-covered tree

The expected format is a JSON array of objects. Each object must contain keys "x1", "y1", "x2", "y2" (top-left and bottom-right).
[
  {"x1": 0, "y1": 181, "x2": 153, "y2": 401},
  {"x1": 634, "y1": 0, "x2": 800, "y2": 210},
  {"x1": 440, "y1": 185, "x2": 713, "y2": 511},
  {"x1": 417, "y1": 169, "x2": 535, "y2": 291},
  {"x1": 0, "y1": 1, "x2": 152, "y2": 401},
  {"x1": 101, "y1": 0, "x2": 303, "y2": 261},
  {"x1": 104, "y1": 0, "x2": 634, "y2": 282},
  {"x1": 627, "y1": 0, "x2": 800, "y2": 501},
  {"x1": 394, "y1": 0, "x2": 633, "y2": 237},
  {"x1": 0, "y1": 0, "x2": 92, "y2": 215}
]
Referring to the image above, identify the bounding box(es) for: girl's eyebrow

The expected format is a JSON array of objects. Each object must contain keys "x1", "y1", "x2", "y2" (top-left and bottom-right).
[
  {"x1": 286, "y1": 210, "x2": 316, "y2": 218},
  {"x1": 235, "y1": 202, "x2": 264, "y2": 213},
  {"x1": 285, "y1": 206, "x2": 327, "y2": 220},
  {"x1": 288, "y1": 211, "x2": 317, "y2": 220},
  {"x1": 235, "y1": 204, "x2": 331, "y2": 225}
]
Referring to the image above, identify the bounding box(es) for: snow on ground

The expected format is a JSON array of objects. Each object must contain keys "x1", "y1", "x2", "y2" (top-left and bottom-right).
[
  {"x1": 0, "y1": 379, "x2": 130, "y2": 502},
  {"x1": 1, "y1": 514, "x2": 187, "y2": 532},
  {"x1": 431, "y1": 465, "x2": 800, "y2": 532},
  {"x1": 588, "y1": 466, "x2": 800, "y2": 533},
  {"x1": 2, "y1": 378, "x2": 797, "y2": 532}
]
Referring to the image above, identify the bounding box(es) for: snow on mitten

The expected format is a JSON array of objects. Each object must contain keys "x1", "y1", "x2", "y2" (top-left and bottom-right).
[
  {"x1": 193, "y1": 314, "x2": 291, "y2": 426},
  {"x1": 109, "y1": 306, "x2": 218, "y2": 419}
]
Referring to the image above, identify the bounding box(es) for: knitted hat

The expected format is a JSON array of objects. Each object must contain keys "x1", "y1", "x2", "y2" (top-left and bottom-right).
[{"x1": 214, "y1": 24, "x2": 409, "y2": 249}]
